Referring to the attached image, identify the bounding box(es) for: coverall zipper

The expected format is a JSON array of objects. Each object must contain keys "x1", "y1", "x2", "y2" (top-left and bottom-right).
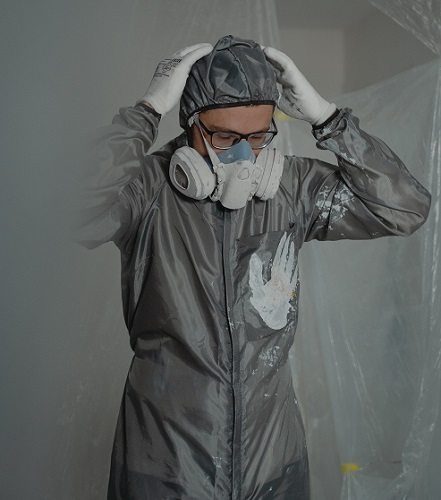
[{"x1": 223, "y1": 210, "x2": 242, "y2": 500}]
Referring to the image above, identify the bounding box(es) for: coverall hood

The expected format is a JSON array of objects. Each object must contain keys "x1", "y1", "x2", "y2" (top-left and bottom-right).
[{"x1": 179, "y1": 35, "x2": 279, "y2": 128}]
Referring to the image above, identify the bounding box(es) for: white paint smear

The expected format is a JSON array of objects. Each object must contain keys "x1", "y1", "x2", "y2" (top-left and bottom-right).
[
  {"x1": 259, "y1": 345, "x2": 281, "y2": 367},
  {"x1": 249, "y1": 233, "x2": 298, "y2": 330},
  {"x1": 316, "y1": 184, "x2": 355, "y2": 229}
]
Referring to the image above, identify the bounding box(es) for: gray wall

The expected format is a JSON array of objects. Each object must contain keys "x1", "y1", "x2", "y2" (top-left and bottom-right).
[
  {"x1": 344, "y1": 9, "x2": 436, "y2": 93},
  {"x1": 278, "y1": 6, "x2": 436, "y2": 97}
]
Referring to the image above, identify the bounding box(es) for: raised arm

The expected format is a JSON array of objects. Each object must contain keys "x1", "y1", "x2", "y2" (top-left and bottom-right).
[
  {"x1": 76, "y1": 43, "x2": 212, "y2": 248},
  {"x1": 298, "y1": 109, "x2": 430, "y2": 241},
  {"x1": 264, "y1": 46, "x2": 430, "y2": 241}
]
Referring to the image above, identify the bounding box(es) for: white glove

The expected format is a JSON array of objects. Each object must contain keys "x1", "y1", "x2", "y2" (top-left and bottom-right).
[
  {"x1": 140, "y1": 43, "x2": 213, "y2": 116},
  {"x1": 263, "y1": 46, "x2": 336, "y2": 125}
]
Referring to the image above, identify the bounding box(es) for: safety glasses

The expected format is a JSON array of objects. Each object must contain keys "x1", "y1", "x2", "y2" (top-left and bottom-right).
[{"x1": 194, "y1": 114, "x2": 278, "y2": 150}]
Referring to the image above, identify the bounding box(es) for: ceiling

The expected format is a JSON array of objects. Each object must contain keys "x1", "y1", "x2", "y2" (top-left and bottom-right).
[{"x1": 274, "y1": 0, "x2": 377, "y2": 29}]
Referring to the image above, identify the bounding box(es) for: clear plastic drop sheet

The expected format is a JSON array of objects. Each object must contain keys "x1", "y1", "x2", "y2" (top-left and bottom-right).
[
  {"x1": 368, "y1": 0, "x2": 441, "y2": 55},
  {"x1": 288, "y1": 1, "x2": 441, "y2": 498},
  {"x1": 283, "y1": 53, "x2": 441, "y2": 500}
]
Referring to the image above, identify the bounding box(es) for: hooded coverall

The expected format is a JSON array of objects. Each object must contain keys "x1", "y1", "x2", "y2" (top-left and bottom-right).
[{"x1": 79, "y1": 104, "x2": 431, "y2": 500}]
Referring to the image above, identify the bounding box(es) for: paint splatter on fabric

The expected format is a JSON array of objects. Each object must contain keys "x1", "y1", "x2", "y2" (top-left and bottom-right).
[
  {"x1": 259, "y1": 346, "x2": 281, "y2": 367},
  {"x1": 316, "y1": 184, "x2": 355, "y2": 229},
  {"x1": 249, "y1": 233, "x2": 298, "y2": 330}
]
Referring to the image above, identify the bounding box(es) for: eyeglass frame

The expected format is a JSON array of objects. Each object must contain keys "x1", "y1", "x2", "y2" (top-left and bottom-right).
[{"x1": 193, "y1": 113, "x2": 278, "y2": 150}]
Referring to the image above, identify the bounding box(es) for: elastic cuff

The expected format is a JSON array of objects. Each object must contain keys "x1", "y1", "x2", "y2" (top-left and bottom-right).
[
  {"x1": 136, "y1": 101, "x2": 162, "y2": 119},
  {"x1": 312, "y1": 104, "x2": 339, "y2": 130},
  {"x1": 312, "y1": 107, "x2": 352, "y2": 143}
]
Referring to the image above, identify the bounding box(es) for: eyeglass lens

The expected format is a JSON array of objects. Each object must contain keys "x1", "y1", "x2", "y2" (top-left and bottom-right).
[
  {"x1": 195, "y1": 115, "x2": 277, "y2": 150},
  {"x1": 212, "y1": 131, "x2": 274, "y2": 149}
]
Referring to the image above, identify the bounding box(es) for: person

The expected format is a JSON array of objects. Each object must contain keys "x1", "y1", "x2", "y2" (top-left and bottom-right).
[{"x1": 78, "y1": 35, "x2": 431, "y2": 499}]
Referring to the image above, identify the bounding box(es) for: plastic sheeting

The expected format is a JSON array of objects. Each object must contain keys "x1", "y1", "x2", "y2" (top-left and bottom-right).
[
  {"x1": 279, "y1": 2, "x2": 441, "y2": 498},
  {"x1": 368, "y1": 0, "x2": 441, "y2": 56},
  {"x1": 286, "y1": 59, "x2": 441, "y2": 499}
]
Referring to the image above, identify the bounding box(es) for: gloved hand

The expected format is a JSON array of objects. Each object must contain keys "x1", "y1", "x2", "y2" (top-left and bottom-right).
[
  {"x1": 263, "y1": 46, "x2": 336, "y2": 125},
  {"x1": 141, "y1": 43, "x2": 213, "y2": 116}
]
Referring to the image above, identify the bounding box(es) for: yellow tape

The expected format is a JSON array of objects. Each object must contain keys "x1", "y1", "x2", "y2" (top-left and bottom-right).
[{"x1": 341, "y1": 463, "x2": 361, "y2": 474}]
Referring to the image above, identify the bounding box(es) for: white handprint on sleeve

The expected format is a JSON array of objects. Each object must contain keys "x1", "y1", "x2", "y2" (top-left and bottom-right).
[{"x1": 249, "y1": 233, "x2": 298, "y2": 330}]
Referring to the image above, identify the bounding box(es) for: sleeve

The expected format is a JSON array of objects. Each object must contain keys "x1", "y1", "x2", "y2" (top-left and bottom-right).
[
  {"x1": 296, "y1": 108, "x2": 431, "y2": 242},
  {"x1": 76, "y1": 104, "x2": 166, "y2": 249}
]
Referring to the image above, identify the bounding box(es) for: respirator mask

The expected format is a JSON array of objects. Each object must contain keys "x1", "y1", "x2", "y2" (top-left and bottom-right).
[{"x1": 169, "y1": 114, "x2": 284, "y2": 209}]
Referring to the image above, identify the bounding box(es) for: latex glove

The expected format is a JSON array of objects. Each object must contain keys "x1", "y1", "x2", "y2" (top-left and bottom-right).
[
  {"x1": 263, "y1": 46, "x2": 336, "y2": 125},
  {"x1": 141, "y1": 43, "x2": 213, "y2": 116}
]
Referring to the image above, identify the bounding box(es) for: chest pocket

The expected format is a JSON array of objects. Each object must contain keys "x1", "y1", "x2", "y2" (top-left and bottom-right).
[{"x1": 235, "y1": 227, "x2": 300, "y2": 340}]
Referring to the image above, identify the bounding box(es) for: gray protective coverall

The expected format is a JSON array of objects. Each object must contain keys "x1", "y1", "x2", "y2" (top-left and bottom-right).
[{"x1": 79, "y1": 104, "x2": 430, "y2": 499}]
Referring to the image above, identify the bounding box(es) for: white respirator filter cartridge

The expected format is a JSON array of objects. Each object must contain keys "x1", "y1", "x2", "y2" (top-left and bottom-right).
[
  {"x1": 254, "y1": 148, "x2": 285, "y2": 200},
  {"x1": 169, "y1": 146, "x2": 216, "y2": 200}
]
